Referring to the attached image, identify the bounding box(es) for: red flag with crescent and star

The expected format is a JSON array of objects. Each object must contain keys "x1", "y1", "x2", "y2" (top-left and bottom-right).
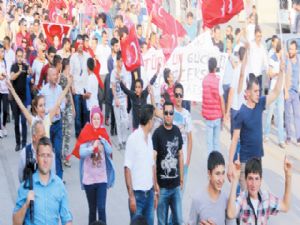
[
  {"x1": 201, "y1": 0, "x2": 244, "y2": 28},
  {"x1": 145, "y1": 0, "x2": 186, "y2": 37},
  {"x1": 120, "y1": 27, "x2": 142, "y2": 72},
  {"x1": 42, "y1": 23, "x2": 71, "y2": 47},
  {"x1": 159, "y1": 33, "x2": 178, "y2": 61}
]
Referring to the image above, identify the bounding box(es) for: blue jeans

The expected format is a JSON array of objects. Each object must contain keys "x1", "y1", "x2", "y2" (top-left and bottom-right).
[
  {"x1": 182, "y1": 100, "x2": 191, "y2": 112},
  {"x1": 73, "y1": 94, "x2": 88, "y2": 138},
  {"x1": 157, "y1": 186, "x2": 182, "y2": 225},
  {"x1": 50, "y1": 120, "x2": 63, "y2": 179},
  {"x1": 169, "y1": 166, "x2": 188, "y2": 225},
  {"x1": 223, "y1": 84, "x2": 230, "y2": 105},
  {"x1": 205, "y1": 119, "x2": 221, "y2": 153},
  {"x1": 84, "y1": 183, "x2": 107, "y2": 224},
  {"x1": 130, "y1": 188, "x2": 154, "y2": 225},
  {"x1": 284, "y1": 91, "x2": 300, "y2": 140},
  {"x1": 264, "y1": 92, "x2": 285, "y2": 143}
]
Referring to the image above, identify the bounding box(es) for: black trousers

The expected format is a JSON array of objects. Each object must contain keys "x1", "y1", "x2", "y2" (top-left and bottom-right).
[
  {"x1": 0, "y1": 93, "x2": 9, "y2": 129},
  {"x1": 11, "y1": 100, "x2": 27, "y2": 146}
]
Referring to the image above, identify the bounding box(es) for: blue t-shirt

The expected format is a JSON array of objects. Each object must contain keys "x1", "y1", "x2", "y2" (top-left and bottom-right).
[{"x1": 234, "y1": 96, "x2": 266, "y2": 162}]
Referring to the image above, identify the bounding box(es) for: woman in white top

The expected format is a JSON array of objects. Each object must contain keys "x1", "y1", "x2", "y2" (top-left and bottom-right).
[{"x1": 6, "y1": 75, "x2": 72, "y2": 137}]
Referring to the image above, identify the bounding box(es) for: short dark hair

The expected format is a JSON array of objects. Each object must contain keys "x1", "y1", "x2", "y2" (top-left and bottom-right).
[
  {"x1": 255, "y1": 26, "x2": 261, "y2": 34},
  {"x1": 37, "y1": 136, "x2": 53, "y2": 154},
  {"x1": 235, "y1": 28, "x2": 241, "y2": 36},
  {"x1": 62, "y1": 58, "x2": 70, "y2": 72},
  {"x1": 208, "y1": 57, "x2": 217, "y2": 73},
  {"x1": 111, "y1": 37, "x2": 119, "y2": 47},
  {"x1": 135, "y1": 78, "x2": 144, "y2": 88},
  {"x1": 163, "y1": 101, "x2": 174, "y2": 111},
  {"x1": 97, "y1": 12, "x2": 106, "y2": 24},
  {"x1": 62, "y1": 37, "x2": 70, "y2": 48},
  {"x1": 136, "y1": 24, "x2": 142, "y2": 29},
  {"x1": 130, "y1": 215, "x2": 148, "y2": 225},
  {"x1": 4, "y1": 36, "x2": 10, "y2": 43},
  {"x1": 102, "y1": 30, "x2": 107, "y2": 36},
  {"x1": 87, "y1": 58, "x2": 95, "y2": 71},
  {"x1": 174, "y1": 82, "x2": 184, "y2": 95},
  {"x1": 271, "y1": 35, "x2": 278, "y2": 42},
  {"x1": 53, "y1": 55, "x2": 62, "y2": 67},
  {"x1": 82, "y1": 34, "x2": 89, "y2": 41},
  {"x1": 116, "y1": 51, "x2": 122, "y2": 61},
  {"x1": 16, "y1": 48, "x2": 24, "y2": 55},
  {"x1": 114, "y1": 14, "x2": 123, "y2": 22},
  {"x1": 140, "y1": 104, "x2": 154, "y2": 126},
  {"x1": 163, "y1": 68, "x2": 171, "y2": 84},
  {"x1": 246, "y1": 73, "x2": 259, "y2": 90},
  {"x1": 207, "y1": 151, "x2": 225, "y2": 172},
  {"x1": 226, "y1": 34, "x2": 234, "y2": 43},
  {"x1": 186, "y1": 11, "x2": 193, "y2": 18},
  {"x1": 0, "y1": 44, "x2": 4, "y2": 49},
  {"x1": 213, "y1": 25, "x2": 220, "y2": 32},
  {"x1": 290, "y1": 40, "x2": 298, "y2": 48},
  {"x1": 48, "y1": 46, "x2": 57, "y2": 55},
  {"x1": 245, "y1": 158, "x2": 262, "y2": 178}
]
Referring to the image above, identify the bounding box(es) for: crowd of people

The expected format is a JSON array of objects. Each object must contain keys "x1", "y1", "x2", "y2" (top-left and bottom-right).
[{"x1": 0, "y1": 0, "x2": 296, "y2": 225}]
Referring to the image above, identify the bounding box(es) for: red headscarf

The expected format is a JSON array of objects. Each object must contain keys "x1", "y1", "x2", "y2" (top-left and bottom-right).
[{"x1": 67, "y1": 107, "x2": 111, "y2": 160}]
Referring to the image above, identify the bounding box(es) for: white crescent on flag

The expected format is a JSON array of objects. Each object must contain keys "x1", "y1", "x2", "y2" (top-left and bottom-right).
[{"x1": 129, "y1": 42, "x2": 138, "y2": 65}]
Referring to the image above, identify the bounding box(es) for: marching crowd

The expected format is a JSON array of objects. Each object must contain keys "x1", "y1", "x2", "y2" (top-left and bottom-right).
[{"x1": 0, "y1": 0, "x2": 297, "y2": 225}]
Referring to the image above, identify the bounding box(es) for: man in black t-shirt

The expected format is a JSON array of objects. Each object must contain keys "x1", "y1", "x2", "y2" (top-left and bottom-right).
[
  {"x1": 10, "y1": 48, "x2": 28, "y2": 151},
  {"x1": 152, "y1": 101, "x2": 184, "y2": 225}
]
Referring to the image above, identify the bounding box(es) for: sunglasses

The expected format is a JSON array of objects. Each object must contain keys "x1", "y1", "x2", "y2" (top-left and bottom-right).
[
  {"x1": 175, "y1": 93, "x2": 183, "y2": 98},
  {"x1": 164, "y1": 110, "x2": 174, "y2": 116}
]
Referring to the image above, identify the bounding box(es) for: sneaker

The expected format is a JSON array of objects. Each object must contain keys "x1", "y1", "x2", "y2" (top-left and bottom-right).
[
  {"x1": 263, "y1": 136, "x2": 269, "y2": 143},
  {"x1": 2, "y1": 128, "x2": 7, "y2": 137},
  {"x1": 15, "y1": 144, "x2": 21, "y2": 152},
  {"x1": 0, "y1": 130, "x2": 3, "y2": 138},
  {"x1": 279, "y1": 143, "x2": 286, "y2": 149},
  {"x1": 64, "y1": 160, "x2": 72, "y2": 167}
]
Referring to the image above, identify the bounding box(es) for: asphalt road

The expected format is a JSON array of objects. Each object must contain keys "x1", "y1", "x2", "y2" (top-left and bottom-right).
[{"x1": 1, "y1": 103, "x2": 300, "y2": 225}]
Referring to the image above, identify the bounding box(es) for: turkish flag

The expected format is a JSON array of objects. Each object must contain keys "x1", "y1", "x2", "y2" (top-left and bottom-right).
[
  {"x1": 120, "y1": 27, "x2": 142, "y2": 72},
  {"x1": 146, "y1": 0, "x2": 186, "y2": 37},
  {"x1": 48, "y1": 0, "x2": 67, "y2": 22},
  {"x1": 42, "y1": 23, "x2": 71, "y2": 46},
  {"x1": 202, "y1": 0, "x2": 244, "y2": 28},
  {"x1": 94, "y1": 0, "x2": 112, "y2": 13},
  {"x1": 159, "y1": 33, "x2": 178, "y2": 61}
]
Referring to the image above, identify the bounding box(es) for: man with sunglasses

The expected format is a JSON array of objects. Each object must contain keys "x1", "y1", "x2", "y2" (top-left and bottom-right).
[
  {"x1": 152, "y1": 101, "x2": 184, "y2": 225},
  {"x1": 10, "y1": 48, "x2": 29, "y2": 151},
  {"x1": 173, "y1": 83, "x2": 192, "y2": 188}
]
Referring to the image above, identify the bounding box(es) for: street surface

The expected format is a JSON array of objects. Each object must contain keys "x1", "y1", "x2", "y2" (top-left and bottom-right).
[{"x1": 1, "y1": 103, "x2": 300, "y2": 225}]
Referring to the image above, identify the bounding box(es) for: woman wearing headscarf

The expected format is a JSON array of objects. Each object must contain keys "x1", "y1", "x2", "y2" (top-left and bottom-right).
[{"x1": 67, "y1": 106, "x2": 115, "y2": 225}]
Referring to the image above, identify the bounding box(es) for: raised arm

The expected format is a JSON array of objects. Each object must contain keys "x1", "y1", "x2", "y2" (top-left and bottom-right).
[
  {"x1": 266, "y1": 60, "x2": 284, "y2": 106},
  {"x1": 48, "y1": 75, "x2": 73, "y2": 121},
  {"x1": 227, "y1": 160, "x2": 241, "y2": 219},
  {"x1": 6, "y1": 80, "x2": 33, "y2": 125},
  {"x1": 280, "y1": 157, "x2": 292, "y2": 212},
  {"x1": 237, "y1": 45, "x2": 248, "y2": 94}
]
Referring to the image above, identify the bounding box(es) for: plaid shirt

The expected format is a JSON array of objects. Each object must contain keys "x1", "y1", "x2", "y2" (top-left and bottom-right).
[{"x1": 236, "y1": 190, "x2": 280, "y2": 225}]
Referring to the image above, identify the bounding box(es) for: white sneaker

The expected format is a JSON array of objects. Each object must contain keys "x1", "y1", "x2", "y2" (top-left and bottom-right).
[
  {"x1": 2, "y1": 128, "x2": 7, "y2": 137},
  {"x1": 0, "y1": 130, "x2": 3, "y2": 138}
]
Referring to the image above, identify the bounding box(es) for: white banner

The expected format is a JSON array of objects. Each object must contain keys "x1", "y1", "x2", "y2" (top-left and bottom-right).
[
  {"x1": 141, "y1": 47, "x2": 165, "y2": 102},
  {"x1": 165, "y1": 31, "x2": 228, "y2": 102}
]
